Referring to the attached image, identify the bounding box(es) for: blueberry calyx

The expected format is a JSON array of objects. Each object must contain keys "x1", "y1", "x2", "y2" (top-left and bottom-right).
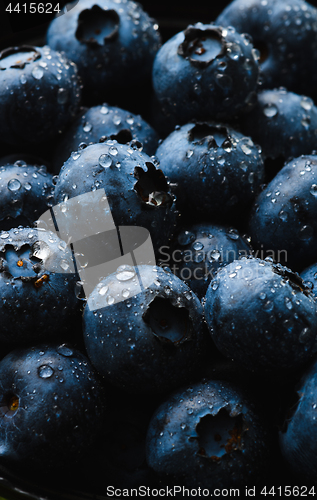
[
  {"x1": 134, "y1": 162, "x2": 173, "y2": 208},
  {"x1": 177, "y1": 26, "x2": 226, "y2": 68},
  {"x1": 187, "y1": 122, "x2": 232, "y2": 149},
  {"x1": 0, "y1": 46, "x2": 41, "y2": 70},
  {"x1": 192, "y1": 410, "x2": 246, "y2": 461},
  {"x1": 75, "y1": 6, "x2": 120, "y2": 46}
]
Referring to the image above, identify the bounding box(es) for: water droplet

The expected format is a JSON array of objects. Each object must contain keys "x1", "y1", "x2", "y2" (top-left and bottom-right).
[
  {"x1": 109, "y1": 146, "x2": 118, "y2": 156},
  {"x1": 186, "y1": 149, "x2": 194, "y2": 159},
  {"x1": 0, "y1": 232, "x2": 9, "y2": 239},
  {"x1": 8, "y1": 179, "x2": 21, "y2": 191},
  {"x1": 212, "y1": 280, "x2": 219, "y2": 291},
  {"x1": 116, "y1": 265, "x2": 136, "y2": 281},
  {"x1": 83, "y1": 122, "x2": 92, "y2": 133},
  {"x1": 100, "y1": 105, "x2": 109, "y2": 114},
  {"x1": 122, "y1": 289, "x2": 130, "y2": 298},
  {"x1": 310, "y1": 184, "x2": 317, "y2": 197},
  {"x1": 24, "y1": 182, "x2": 32, "y2": 191},
  {"x1": 285, "y1": 297, "x2": 293, "y2": 310},
  {"x1": 241, "y1": 144, "x2": 252, "y2": 155},
  {"x1": 57, "y1": 88, "x2": 68, "y2": 104},
  {"x1": 107, "y1": 295, "x2": 115, "y2": 305},
  {"x1": 263, "y1": 300, "x2": 273, "y2": 312},
  {"x1": 209, "y1": 249, "x2": 221, "y2": 262},
  {"x1": 279, "y1": 210, "x2": 288, "y2": 222},
  {"x1": 60, "y1": 260, "x2": 70, "y2": 271},
  {"x1": 227, "y1": 42, "x2": 242, "y2": 60},
  {"x1": 71, "y1": 151, "x2": 81, "y2": 160},
  {"x1": 301, "y1": 96, "x2": 313, "y2": 111},
  {"x1": 299, "y1": 327, "x2": 313, "y2": 344},
  {"x1": 228, "y1": 229, "x2": 240, "y2": 240},
  {"x1": 263, "y1": 103, "x2": 278, "y2": 118},
  {"x1": 32, "y1": 67, "x2": 44, "y2": 80},
  {"x1": 99, "y1": 154, "x2": 112, "y2": 168},
  {"x1": 193, "y1": 241, "x2": 204, "y2": 251},
  {"x1": 300, "y1": 225, "x2": 313, "y2": 241},
  {"x1": 20, "y1": 74, "x2": 27, "y2": 84},
  {"x1": 98, "y1": 285, "x2": 108, "y2": 296},
  {"x1": 239, "y1": 161, "x2": 248, "y2": 172},
  {"x1": 259, "y1": 292, "x2": 266, "y2": 300},
  {"x1": 57, "y1": 345, "x2": 73, "y2": 357},
  {"x1": 301, "y1": 116, "x2": 311, "y2": 128},
  {"x1": 38, "y1": 365, "x2": 54, "y2": 379}
]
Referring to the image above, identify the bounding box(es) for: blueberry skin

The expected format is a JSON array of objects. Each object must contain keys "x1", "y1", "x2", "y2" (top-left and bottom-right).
[
  {"x1": 155, "y1": 122, "x2": 264, "y2": 222},
  {"x1": 165, "y1": 222, "x2": 252, "y2": 300},
  {"x1": 0, "y1": 161, "x2": 54, "y2": 229},
  {"x1": 83, "y1": 265, "x2": 206, "y2": 394},
  {"x1": 0, "y1": 45, "x2": 81, "y2": 147},
  {"x1": 249, "y1": 155, "x2": 317, "y2": 272},
  {"x1": 152, "y1": 23, "x2": 259, "y2": 126},
  {"x1": 216, "y1": 0, "x2": 317, "y2": 97},
  {"x1": 279, "y1": 357, "x2": 317, "y2": 482},
  {"x1": 146, "y1": 379, "x2": 270, "y2": 488},
  {"x1": 53, "y1": 141, "x2": 178, "y2": 253},
  {"x1": 239, "y1": 89, "x2": 317, "y2": 162},
  {"x1": 301, "y1": 263, "x2": 317, "y2": 300},
  {"x1": 0, "y1": 343, "x2": 105, "y2": 471},
  {"x1": 204, "y1": 257, "x2": 317, "y2": 372},
  {"x1": 46, "y1": 0, "x2": 161, "y2": 102},
  {"x1": 0, "y1": 227, "x2": 80, "y2": 349},
  {"x1": 52, "y1": 104, "x2": 159, "y2": 173}
]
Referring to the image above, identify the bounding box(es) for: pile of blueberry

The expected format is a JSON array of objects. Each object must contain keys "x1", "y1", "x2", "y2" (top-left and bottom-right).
[{"x1": 2, "y1": 0, "x2": 317, "y2": 496}]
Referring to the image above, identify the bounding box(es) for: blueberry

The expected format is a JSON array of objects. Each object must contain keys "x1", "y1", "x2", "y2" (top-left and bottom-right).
[
  {"x1": 46, "y1": 0, "x2": 161, "y2": 103},
  {"x1": 162, "y1": 222, "x2": 252, "y2": 299},
  {"x1": 0, "y1": 343, "x2": 105, "y2": 471},
  {"x1": 249, "y1": 155, "x2": 317, "y2": 271},
  {"x1": 0, "y1": 45, "x2": 81, "y2": 146},
  {"x1": 146, "y1": 379, "x2": 270, "y2": 488},
  {"x1": 279, "y1": 356, "x2": 317, "y2": 483},
  {"x1": 83, "y1": 265, "x2": 206, "y2": 394},
  {"x1": 0, "y1": 161, "x2": 54, "y2": 230},
  {"x1": 0, "y1": 227, "x2": 80, "y2": 350},
  {"x1": 239, "y1": 89, "x2": 317, "y2": 168},
  {"x1": 155, "y1": 121, "x2": 264, "y2": 223},
  {"x1": 52, "y1": 103, "x2": 159, "y2": 173},
  {"x1": 204, "y1": 257, "x2": 317, "y2": 372},
  {"x1": 152, "y1": 23, "x2": 259, "y2": 128},
  {"x1": 53, "y1": 141, "x2": 178, "y2": 253},
  {"x1": 216, "y1": 0, "x2": 317, "y2": 97}
]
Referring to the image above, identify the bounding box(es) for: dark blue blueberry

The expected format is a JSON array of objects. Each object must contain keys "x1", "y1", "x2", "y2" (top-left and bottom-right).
[
  {"x1": 204, "y1": 257, "x2": 317, "y2": 372},
  {"x1": 155, "y1": 122, "x2": 264, "y2": 223},
  {"x1": 161, "y1": 222, "x2": 252, "y2": 300},
  {"x1": 0, "y1": 45, "x2": 81, "y2": 147},
  {"x1": 152, "y1": 23, "x2": 259, "y2": 128},
  {"x1": 146, "y1": 379, "x2": 270, "y2": 488},
  {"x1": 0, "y1": 226, "x2": 80, "y2": 350},
  {"x1": 52, "y1": 103, "x2": 159, "y2": 174},
  {"x1": 0, "y1": 343, "x2": 105, "y2": 471},
  {"x1": 279, "y1": 357, "x2": 317, "y2": 483},
  {"x1": 46, "y1": 0, "x2": 161, "y2": 103},
  {"x1": 83, "y1": 265, "x2": 206, "y2": 394},
  {"x1": 53, "y1": 141, "x2": 178, "y2": 253},
  {"x1": 216, "y1": 0, "x2": 317, "y2": 97},
  {"x1": 300, "y1": 263, "x2": 317, "y2": 300},
  {"x1": 249, "y1": 155, "x2": 317, "y2": 271},
  {"x1": 0, "y1": 161, "x2": 54, "y2": 230},
  {"x1": 239, "y1": 89, "x2": 317, "y2": 166}
]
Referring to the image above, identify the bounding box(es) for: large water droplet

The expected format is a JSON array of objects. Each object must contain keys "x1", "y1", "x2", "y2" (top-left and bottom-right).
[
  {"x1": 8, "y1": 179, "x2": 21, "y2": 191},
  {"x1": 116, "y1": 265, "x2": 136, "y2": 281},
  {"x1": 57, "y1": 344, "x2": 73, "y2": 357},
  {"x1": 193, "y1": 241, "x2": 204, "y2": 251},
  {"x1": 32, "y1": 67, "x2": 44, "y2": 80},
  {"x1": 263, "y1": 103, "x2": 278, "y2": 118},
  {"x1": 99, "y1": 154, "x2": 112, "y2": 168},
  {"x1": 310, "y1": 184, "x2": 317, "y2": 197},
  {"x1": 38, "y1": 365, "x2": 54, "y2": 379}
]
